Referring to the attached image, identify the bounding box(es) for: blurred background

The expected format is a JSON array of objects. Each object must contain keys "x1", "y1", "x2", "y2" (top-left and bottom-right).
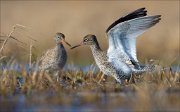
[{"x1": 0, "y1": 1, "x2": 179, "y2": 65}]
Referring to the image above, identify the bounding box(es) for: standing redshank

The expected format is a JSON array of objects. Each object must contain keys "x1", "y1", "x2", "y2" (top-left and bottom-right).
[
  {"x1": 39, "y1": 33, "x2": 71, "y2": 76},
  {"x1": 71, "y1": 8, "x2": 161, "y2": 84}
]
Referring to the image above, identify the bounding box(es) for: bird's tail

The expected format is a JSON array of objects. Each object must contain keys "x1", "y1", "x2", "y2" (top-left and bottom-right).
[
  {"x1": 142, "y1": 64, "x2": 156, "y2": 72},
  {"x1": 132, "y1": 64, "x2": 155, "y2": 74}
]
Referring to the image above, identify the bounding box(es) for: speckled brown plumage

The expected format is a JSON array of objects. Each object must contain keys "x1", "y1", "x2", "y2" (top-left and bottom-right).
[
  {"x1": 71, "y1": 8, "x2": 160, "y2": 84},
  {"x1": 39, "y1": 33, "x2": 71, "y2": 76}
]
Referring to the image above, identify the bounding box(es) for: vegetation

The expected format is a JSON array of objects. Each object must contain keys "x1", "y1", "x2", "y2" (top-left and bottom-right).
[
  {"x1": 0, "y1": 58, "x2": 179, "y2": 111},
  {"x1": 0, "y1": 25, "x2": 179, "y2": 111}
]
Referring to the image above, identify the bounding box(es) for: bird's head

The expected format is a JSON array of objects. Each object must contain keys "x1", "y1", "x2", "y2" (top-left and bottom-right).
[
  {"x1": 54, "y1": 32, "x2": 71, "y2": 47},
  {"x1": 71, "y1": 34, "x2": 99, "y2": 49},
  {"x1": 82, "y1": 34, "x2": 97, "y2": 45}
]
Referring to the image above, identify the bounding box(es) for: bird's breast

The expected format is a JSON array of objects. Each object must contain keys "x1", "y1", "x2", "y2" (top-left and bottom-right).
[{"x1": 55, "y1": 45, "x2": 67, "y2": 69}]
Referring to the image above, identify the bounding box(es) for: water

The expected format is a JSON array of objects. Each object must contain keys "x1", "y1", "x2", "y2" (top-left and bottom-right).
[
  {"x1": 171, "y1": 65, "x2": 180, "y2": 73},
  {"x1": 0, "y1": 90, "x2": 179, "y2": 112},
  {"x1": 0, "y1": 63, "x2": 179, "y2": 112}
]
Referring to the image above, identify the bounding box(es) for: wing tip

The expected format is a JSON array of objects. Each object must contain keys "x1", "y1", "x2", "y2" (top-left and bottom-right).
[
  {"x1": 152, "y1": 15, "x2": 162, "y2": 23},
  {"x1": 135, "y1": 15, "x2": 161, "y2": 29},
  {"x1": 154, "y1": 15, "x2": 161, "y2": 18},
  {"x1": 106, "y1": 7, "x2": 147, "y2": 33}
]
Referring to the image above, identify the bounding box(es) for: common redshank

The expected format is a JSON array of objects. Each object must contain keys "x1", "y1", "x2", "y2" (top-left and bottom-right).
[
  {"x1": 39, "y1": 33, "x2": 71, "y2": 76},
  {"x1": 71, "y1": 8, "x2": 161, "y2": 84}
]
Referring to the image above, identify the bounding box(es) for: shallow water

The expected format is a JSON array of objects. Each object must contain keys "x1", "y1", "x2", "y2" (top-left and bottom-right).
[
  {"x1": 0, "y1": 90, "x2": 179, "y2": 112},
  {"x1": 0, "y1": 63, "x2": 179, "y2": 112}
]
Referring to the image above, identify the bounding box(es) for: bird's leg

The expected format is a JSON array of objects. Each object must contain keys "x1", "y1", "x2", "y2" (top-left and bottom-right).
[
  {"x1": 54, "y1": 71, "x2": 60, "y2": 82},
  {"x1": 115, "y1": 78, "x2": 122, "y2": 84},
  {"x1": 98, "y1": 72, "x2": 105, "y2": 83},
  {"x1": 111, "y1": 74, "x2": 122, "y2": 84}
]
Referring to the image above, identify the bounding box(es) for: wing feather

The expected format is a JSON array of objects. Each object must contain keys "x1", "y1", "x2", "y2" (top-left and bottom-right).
[
  {"x1": 107, "y1": 15, "x2": 161, "y2": 64},
  {"x1": 106, "y1": 7, "x2": 147, "y2": 33}
]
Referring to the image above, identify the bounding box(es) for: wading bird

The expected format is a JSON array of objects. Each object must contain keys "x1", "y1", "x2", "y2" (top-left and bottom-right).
[
  {"x1": 71, "y1": 8, "x2": 161, "y2": 84},
  {"x1": 39, "y1": 33, "x2": 71, "y2": 76}
]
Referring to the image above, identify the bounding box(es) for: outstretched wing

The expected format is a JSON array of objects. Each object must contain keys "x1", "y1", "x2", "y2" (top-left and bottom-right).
[
  {"x1": 106, "y1": 7, "x2": 147, "y2": 33},
  {"x1": 106, "y1": 8, "x2": 161, "y2": 63}
]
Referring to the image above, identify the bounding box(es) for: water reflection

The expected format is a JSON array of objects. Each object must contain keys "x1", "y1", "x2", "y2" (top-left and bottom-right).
[{"x1": 0, "y1": 90, "x2": 179, "y2": 112}]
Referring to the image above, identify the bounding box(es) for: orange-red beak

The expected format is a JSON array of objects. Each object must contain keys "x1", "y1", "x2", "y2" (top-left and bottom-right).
[
  {"x1": 62, "y1": 38, "x2": 71, "y2": 47},
  {"x1": 71, "y1": 42, "x2": 84, "y2": 49}
]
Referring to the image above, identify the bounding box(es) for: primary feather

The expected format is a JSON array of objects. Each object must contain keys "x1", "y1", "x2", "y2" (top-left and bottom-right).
[
  {"x1": 107, "y1": 15, "x2": 161, "y2": 66},
  {"x1": 106, "y1": 7, "x2": 147, "y2": 33}
]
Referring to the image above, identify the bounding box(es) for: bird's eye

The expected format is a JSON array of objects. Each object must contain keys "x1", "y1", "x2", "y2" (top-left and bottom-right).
[{"x1": 84, "y1": 39, "x2": 88, "y2": 42}]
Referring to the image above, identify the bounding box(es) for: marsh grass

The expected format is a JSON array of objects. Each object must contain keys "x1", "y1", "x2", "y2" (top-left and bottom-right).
[
  {"x1": 0, "y1": 58, "x2": 179, "y2": 112},
  {"x1": 0, "y1": 13, "x2": 178, "y2": 112}
]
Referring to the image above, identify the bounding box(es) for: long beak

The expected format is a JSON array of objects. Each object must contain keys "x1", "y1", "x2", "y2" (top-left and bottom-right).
[
  {"x1": 62, "y1": 39, "x2": 71, "y2": 47},
  {"x1": 71, "y1": 42, "x2": 84, "y2": 49}
]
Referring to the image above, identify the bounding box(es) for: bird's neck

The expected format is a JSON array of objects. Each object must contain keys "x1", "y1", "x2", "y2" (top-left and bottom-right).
[
  {"x1": 89, "y1": 42, "x2": 102, "y2": 55},
  {"x1": 55, "y1": 43, "x2": 67, "y2": 60},
  {"x1": 90, "y1": 40, "x2": 101, "y2": 49},
  {"x1": 56, "y1": 42, "x2": 63, "y2": 46},
  {"x1": 90, "y1": 44, "x2": 101, "y2": 50},
  {"x1": 56, "y1": 43, "x2": 65, "y2": 50}
]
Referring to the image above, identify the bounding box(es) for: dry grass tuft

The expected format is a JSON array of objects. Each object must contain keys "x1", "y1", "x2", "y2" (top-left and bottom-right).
[{"x1": 0, "y1": 58, "x2": 179, "y2": 111}]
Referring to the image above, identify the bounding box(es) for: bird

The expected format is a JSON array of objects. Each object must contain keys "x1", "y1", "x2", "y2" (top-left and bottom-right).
[
  {"x1": 39, "y1": 33, "x2": 71, "y2": 77},
  {"x1": 71, "y1": 8, "x2": 161, "y2": 84}
]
